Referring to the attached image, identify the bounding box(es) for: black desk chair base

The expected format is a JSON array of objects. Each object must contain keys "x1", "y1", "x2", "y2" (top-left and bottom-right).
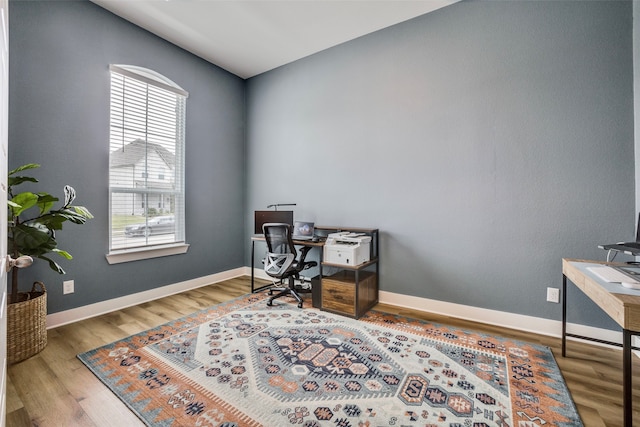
[{"x1": 267, "y1": 276, "x2": 304, "y2": 308}]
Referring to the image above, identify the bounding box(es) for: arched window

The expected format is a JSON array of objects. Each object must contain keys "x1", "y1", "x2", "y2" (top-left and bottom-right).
[{"x1": 107, "y1": 65, "x2": 189, "y2": 261}]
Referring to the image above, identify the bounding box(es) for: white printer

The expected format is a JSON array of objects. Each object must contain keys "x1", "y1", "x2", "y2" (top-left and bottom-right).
[{"x1": 323, "y1": 232, "x2": 372, "y2": 266}]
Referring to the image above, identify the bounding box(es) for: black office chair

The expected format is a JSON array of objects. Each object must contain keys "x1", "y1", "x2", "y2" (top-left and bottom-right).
[{"x1": 263, "y1": 223, "x2": 317, "y2": 308}]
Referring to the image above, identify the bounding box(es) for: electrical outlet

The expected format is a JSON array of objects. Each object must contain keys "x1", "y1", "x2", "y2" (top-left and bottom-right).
[
  {"x1": 63, "y1": 280, "x2": 74, "y2": 295},
  {"x1": 546, "y1": 287, "x2": 560, "y2": 303}
]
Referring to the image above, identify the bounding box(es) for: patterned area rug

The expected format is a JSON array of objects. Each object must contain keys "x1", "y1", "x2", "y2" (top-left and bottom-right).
[{"x1": 78, "y1": 293, "x2": 582, "y2": 426}]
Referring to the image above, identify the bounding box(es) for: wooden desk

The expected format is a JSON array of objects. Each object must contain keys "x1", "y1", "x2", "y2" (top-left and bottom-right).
[
  {"x1": 251, "y1": 226, "x2": 379, "y2": 318},
  {"x1": 562, "y1": 258, "x2": 640, "y2": 427}
]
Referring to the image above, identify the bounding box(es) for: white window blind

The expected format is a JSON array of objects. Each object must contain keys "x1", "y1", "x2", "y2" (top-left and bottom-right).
[{"x1": 108, "y1": 65, "x2": 188, "y2": 252}]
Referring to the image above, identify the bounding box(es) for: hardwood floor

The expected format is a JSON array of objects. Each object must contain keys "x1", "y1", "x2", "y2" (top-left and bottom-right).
[{"x1": 6, "y1": 276, "x2": 639, "y2": 426}]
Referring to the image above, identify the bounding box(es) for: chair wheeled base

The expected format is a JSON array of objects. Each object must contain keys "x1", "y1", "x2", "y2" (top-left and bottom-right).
[{"x1": 267, "y1": 276, "x2": 304, "y2": 308}]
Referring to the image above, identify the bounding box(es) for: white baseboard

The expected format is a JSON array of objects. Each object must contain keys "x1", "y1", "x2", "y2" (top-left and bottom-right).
[
  {"x1": 378, "y1": 290, "x2": 629, "y2": 348},
  {"x1": 249, "y1": 267, "x2": 271, "y2": 282},
  {"x1": 46, "y1": 267, "x2": 246, "y2": 329},
  {"x1": 49, "y1": 266, "x2": 629, "y2": 352}
]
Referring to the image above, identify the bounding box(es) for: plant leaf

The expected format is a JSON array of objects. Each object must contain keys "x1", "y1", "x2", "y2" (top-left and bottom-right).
[
  {"x1": 8, "y1": 163, "x2": 41, "y2": 189},
  {"x1": 37, "y1": 208, "x2": 91, "y2": 229},
  {"x1": 35, "y1": 193, "x2": 58, "y2": 215},
  {"x1": 11, "y1": 223, "x2": 57, "y2": 255},
  {"x1": 8, "y1": 163, "x2": 40, "y2": 176},
  {"x1": 52, "y1": 248, "x2": 73, "y2": 260},
  {"x1": 8, "y1": 175, "x2": 38, "y2": 187},
  {"x1": 71, "y1": 205, "x2": 93, "y2": 219},
  {"x1": 34, "y1": 214, "x2": 66, "y2": 230},
  {"x1": 10, "y1": 192, "x2": 38, "y2": 217},
  {"x1": 64, "y1": 185, "x2": 76, "y2": 207},
  {"x1": 37, "y1": 255, "x2": 65, "y2": 274}
]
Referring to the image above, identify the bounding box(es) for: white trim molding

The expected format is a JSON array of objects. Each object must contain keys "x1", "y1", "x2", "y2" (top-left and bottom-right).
[
  {"x1": 106, "y1": 243, "x2": 190, "y2": 264},
  {"x1": 377, "y1": 289, "x2": 629, "y2": 348},
  {"x1": 46, "y1": 267, "x2": 243, "y2": 329}
]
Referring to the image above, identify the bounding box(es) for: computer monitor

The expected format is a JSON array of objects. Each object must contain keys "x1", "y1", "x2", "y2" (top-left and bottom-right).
[
  {"x1": 254, "y1": 210, "x2": 294, "y2": 234},
  {"x1": 292, "y1": 221, "x2": 314, "y2": 240}
]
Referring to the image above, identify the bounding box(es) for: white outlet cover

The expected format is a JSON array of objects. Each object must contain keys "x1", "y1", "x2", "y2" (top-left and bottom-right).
[
  {"x1": 63, "y1": 280, "x2": 74, "y2": 294},
  {"x1": 546, "y1": 287, "x2": 559, "y2": 303}
]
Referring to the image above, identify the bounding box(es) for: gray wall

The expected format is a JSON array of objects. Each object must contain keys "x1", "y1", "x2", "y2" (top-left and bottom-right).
[
  {"x1": 9, "y1": 0, "x2": 246, "y2": 313},
  {"x1": 8, "y1": 0, "x2": 635, "y2": 332},
  {"x1": 246, "y1": 0, "x2": 634, "y2": 330}
]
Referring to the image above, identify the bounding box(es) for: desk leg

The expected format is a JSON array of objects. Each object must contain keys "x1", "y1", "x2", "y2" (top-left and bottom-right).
[
  {"x1": 623, "y1": 329, "x2": 632, "y2": 427},
  {"x1": 562, "y1": 274, "x2": 567, "y2": 357},
  {"x1": 251, "y1": 240, "x2": 255, "y2": 293}
]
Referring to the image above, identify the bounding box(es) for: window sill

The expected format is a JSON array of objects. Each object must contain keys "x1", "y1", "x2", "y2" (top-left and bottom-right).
[{"x1": 106, "y1": 243, "x2": 190, "y2": 264}]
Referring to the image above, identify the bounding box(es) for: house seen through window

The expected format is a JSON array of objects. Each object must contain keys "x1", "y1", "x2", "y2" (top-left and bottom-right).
[{"x1": 108, "y1": 64, "x2": 188, "y2": 252}]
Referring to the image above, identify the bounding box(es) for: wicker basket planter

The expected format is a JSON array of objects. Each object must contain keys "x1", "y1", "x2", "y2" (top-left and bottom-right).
[{"x1": 7, "y1": 281, "x2": 47, "y2": 364}]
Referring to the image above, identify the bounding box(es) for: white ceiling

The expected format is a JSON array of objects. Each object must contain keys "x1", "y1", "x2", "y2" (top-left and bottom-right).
[{"x1": 90, "y1": 0, "x2": 457, "y2": 79}]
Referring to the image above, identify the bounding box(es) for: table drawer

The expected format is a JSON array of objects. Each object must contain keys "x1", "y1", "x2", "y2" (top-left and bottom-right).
[
  {"x1": 322, "y1": 279, "x2": 355, "y2": 316},
  {"x1": 321, "y1": 270, "x2": 377, "y2": 318}
]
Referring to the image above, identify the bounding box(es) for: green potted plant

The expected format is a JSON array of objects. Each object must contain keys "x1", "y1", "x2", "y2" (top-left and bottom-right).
[{"x1": 7, "y1": 163, "x2": 93, "y2": 363}]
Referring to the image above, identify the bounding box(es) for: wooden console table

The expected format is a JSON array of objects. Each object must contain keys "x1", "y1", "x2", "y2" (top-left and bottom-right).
[{"x1": 562, "y1": 258, "x2": 640, "y2": 427}]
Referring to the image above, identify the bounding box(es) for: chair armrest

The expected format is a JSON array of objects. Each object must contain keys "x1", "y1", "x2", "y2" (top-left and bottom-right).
[
  {"x1": 298, "y1": 245, "x2": 313, "y2": 261},
  {"x1": 302, "y1": 260, "x2": 318, "y2": 270}
]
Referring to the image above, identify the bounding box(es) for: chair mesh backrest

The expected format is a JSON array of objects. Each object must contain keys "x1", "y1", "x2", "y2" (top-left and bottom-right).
[{"x1": 263, "y1": 223, "x2": 297, "y2": 258}]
